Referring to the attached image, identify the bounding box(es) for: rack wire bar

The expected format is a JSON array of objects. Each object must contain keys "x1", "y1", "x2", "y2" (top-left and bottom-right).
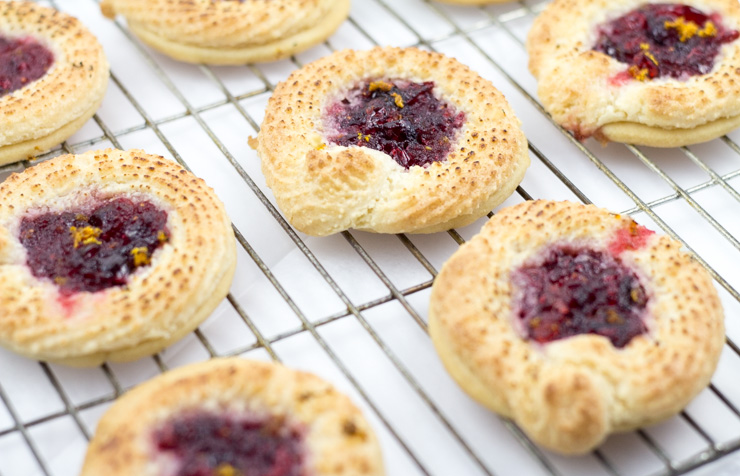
[{"x1": 1, "y1": 1, "x2": 740, "y2": 475}]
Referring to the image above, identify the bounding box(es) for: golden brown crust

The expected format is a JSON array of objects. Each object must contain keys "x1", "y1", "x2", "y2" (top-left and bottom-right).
[
  {"x1": 81, "y1": 358, "x2": 385, "y2": 476},
  {"x1": 0, "y1": 94, "x2": 104, "y2": 166},
  {"x1": 0, "y1": 1, "x2": 108, "y2": 164},
  {"x1": 526, "y1": 0, "x2": 740, "y2": 146},
  {"x1": 0, "y1": 149, "x2": 237, "y2": 366},
  {"x1": 429, "y1": 200, "x2": 725, "y2": 454},
  {"x1": 254, "y1": 47, "x2": 530, "y2": 236},
  {"x1": 100, "y1": 0, "x2": 350, "y2": 64},
  {"x1": 0, "y1": 1, "x2": 109, "y2": 164}
]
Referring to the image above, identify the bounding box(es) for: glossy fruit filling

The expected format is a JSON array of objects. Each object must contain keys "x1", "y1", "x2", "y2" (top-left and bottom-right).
[
  {"x1": 0, "y1": 34, "x2": 54, "y2": 97},
  {"x1": 324, "y1": 79, "x2": 465, "y2": 168},
  {"x1": 154, "y1": 411, "x2": 305, "y2": 476},
  {"x1": 20, "y1": 197, "x2": 169, "y2": 294},
  {"x1": 593, "y1": 3, "x2": 739, "y2": 81},
  {"x1": 512, "y1": 245, "x2": 648, "y2": 348}
]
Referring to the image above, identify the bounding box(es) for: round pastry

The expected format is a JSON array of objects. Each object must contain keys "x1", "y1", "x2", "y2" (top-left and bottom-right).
[
  {"x1": 252, "y1": 47, "x2": 530, "y2": 236},
  {"x1": 0, "y1": 1, "x2": 109, "y2": 165},
  {"x1": 428, "y1": 200, "x2": 724, "y2": 454},
  {"x1": 100, "y1": 0, "x2": 351, "y2": 65},
  {"x1": 0, "y1": 149, "x2": 236, "y2": 367},
  {"x1": 527, "y1": 0, "x2": 740, "y2": 147},
  {"x1": 81, "y1": 357, "x2": 384, "y2": 476}
]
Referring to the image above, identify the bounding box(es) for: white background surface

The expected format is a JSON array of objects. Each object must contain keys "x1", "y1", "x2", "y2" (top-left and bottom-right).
[{"x1": 1, "y1": 0, "x2": 740, "y2": 475}]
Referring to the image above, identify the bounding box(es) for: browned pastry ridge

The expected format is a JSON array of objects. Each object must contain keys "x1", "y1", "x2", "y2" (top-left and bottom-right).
[
  {"x1": 527, "y1": 0, "x2": 740, "y2": 146},
  {"x1": 253, "y1": 47, "x2": 530, "y2": 236},
  {"x1": 429, "y1": 200, "x2": 724, "y2": 454},
  {"x1": 0, "y1": 1, "x2": 109, "y2": 165},
  {"x1": 100, "y1": 0, "x2": 350, "y2": 64},
  {"x1": 0, "y1": 149, "x2": 236, "y2": 367},
  {"x1": 81, "y1": 358, "x2": 385, "y2": 476}
]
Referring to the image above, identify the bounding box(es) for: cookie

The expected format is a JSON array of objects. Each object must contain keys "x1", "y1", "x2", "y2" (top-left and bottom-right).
[
  {"x1": 252, "y1": 47, "x2": 530, "y2": 236},
  {"x1": 428, "y1": 200, "x2": 724, "y2": 454},
  {"x1": 527, "y1": 0, "x2": 740, "y2": 147},
  {"x1": 81, "y1": 357, "x2": 384, "y2": 476},
  {"x1": 0, "y1": 149, "x2": 236, "y2": 367},
  {"x1": 100, "y1": 0, "x2": 350, "y2": 65},
  {"x1": 0, "y1": 1, "x2": 109, "y2": 165}
]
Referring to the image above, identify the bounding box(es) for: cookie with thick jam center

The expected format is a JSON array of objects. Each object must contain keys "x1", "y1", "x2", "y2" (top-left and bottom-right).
[
  {"x1": 324, "y1": 79, "x2": 466, "y2": 169},
  {"x1": 20, "y1": 197, "x2": 169, "y2": 294},
  {"x1": 0, "y1": 34, "x2": 54, "y2": 96},
  {"x1": 429, "y1": 200, "x2": 725, "y2": 454},
  {"x1": 154, "y1": 411, "x2": 305, "y2": 476},
  {"x1": 593, "y1": 3, "x2": 739, "y2": 81},
  {"x1": 512, "y1": 245, "x2": 649, "y2": 348}
]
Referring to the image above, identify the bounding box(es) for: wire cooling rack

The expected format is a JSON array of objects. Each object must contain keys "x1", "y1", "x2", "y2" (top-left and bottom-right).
[{"x1": 2, "y1": 0, "x2": 740, "y2": 475}]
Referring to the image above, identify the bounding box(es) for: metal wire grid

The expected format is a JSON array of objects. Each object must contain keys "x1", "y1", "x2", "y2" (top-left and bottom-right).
[{"x1": 0, "y1": 0, "x2": 739, "y2": 475}]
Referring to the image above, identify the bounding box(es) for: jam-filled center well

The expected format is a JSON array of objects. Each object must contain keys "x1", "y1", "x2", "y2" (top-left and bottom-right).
[
  {"x1": 0, "y1": 34, "x2": 54, "y2": 97},
  {"x1": 511, "y1": 246, "x2": 649, "y2": 348},
  {"x1": 154, "y1": 411, "x2": 305, "y2": 476},
  {"x1": 20, "y1": 197, "x2": 169, "y2": 294},
  {"x1": 324, "y1": 79, "x2": 466, "y2": 169},
  {"x1": 593, "y1": 3, "x2": 739, "y2": 81}
]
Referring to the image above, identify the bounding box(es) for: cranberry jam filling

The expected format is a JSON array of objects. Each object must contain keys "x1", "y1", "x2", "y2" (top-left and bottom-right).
[
  {"x1": 19, "y1": 197, "x2": 169, "y2": 294},
  {"x1": 324, "y1": 79, "x2": 465, "y2": 168},
  {"x1": 512, "y1": 246, "x2": 648, "y2": 348},
  {"x1": 0, "y1": 35, "x2": 54, "y2": 97},
  {"x1": 593, "y1": 3, "x2": 739, "y2": 81},
  {"x1": 609, "y1": 219, "x2": 655, "y2": 255},
  {"x1": 154, "y1": 412, "x2": 305, "y2": 476}
]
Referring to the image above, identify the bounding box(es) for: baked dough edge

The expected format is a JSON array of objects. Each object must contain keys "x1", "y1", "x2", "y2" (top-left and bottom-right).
[
  {"x1": 125, "y1": 1, "x2": 350, "y2": 64},
  {"x1": 599, "y1": 113, "x2": 740, "y2": 147},
  {"x1": 80, "y1": 357, "x2": 385, "y2": 476},
  {"x1": 49, "y1": 255, "x2": 236, "y2": 367},
  {"x1": 428, "y1": 200, "x2": 725, "y2": 454},
  {"x1": 0, "y1": 93, "x2": 104, "y2": 165}
]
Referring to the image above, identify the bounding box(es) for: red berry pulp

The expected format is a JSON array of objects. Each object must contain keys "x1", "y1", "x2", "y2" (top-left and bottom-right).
[
  {"x1": 20, "y1": 198, "x2": 169, "y2": 294},
  {"x1": 324, "y1": 79, "x2": 465, "y2": 169},
  {"x1": 593, "y1": 3, "x2": 739, "y2": 80},
  {"x1": 154, "y1": 412, "x2": 305, "y2": 476},
  {"x1": 608, "y1": 220, "x2": 655, "y2": 255},
  {"x1": 0, "y1": 35, "x2": 54, "y2": 97},
  {"x1": 512, "y1": 246, "x2": 648, "y2": 348}
]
